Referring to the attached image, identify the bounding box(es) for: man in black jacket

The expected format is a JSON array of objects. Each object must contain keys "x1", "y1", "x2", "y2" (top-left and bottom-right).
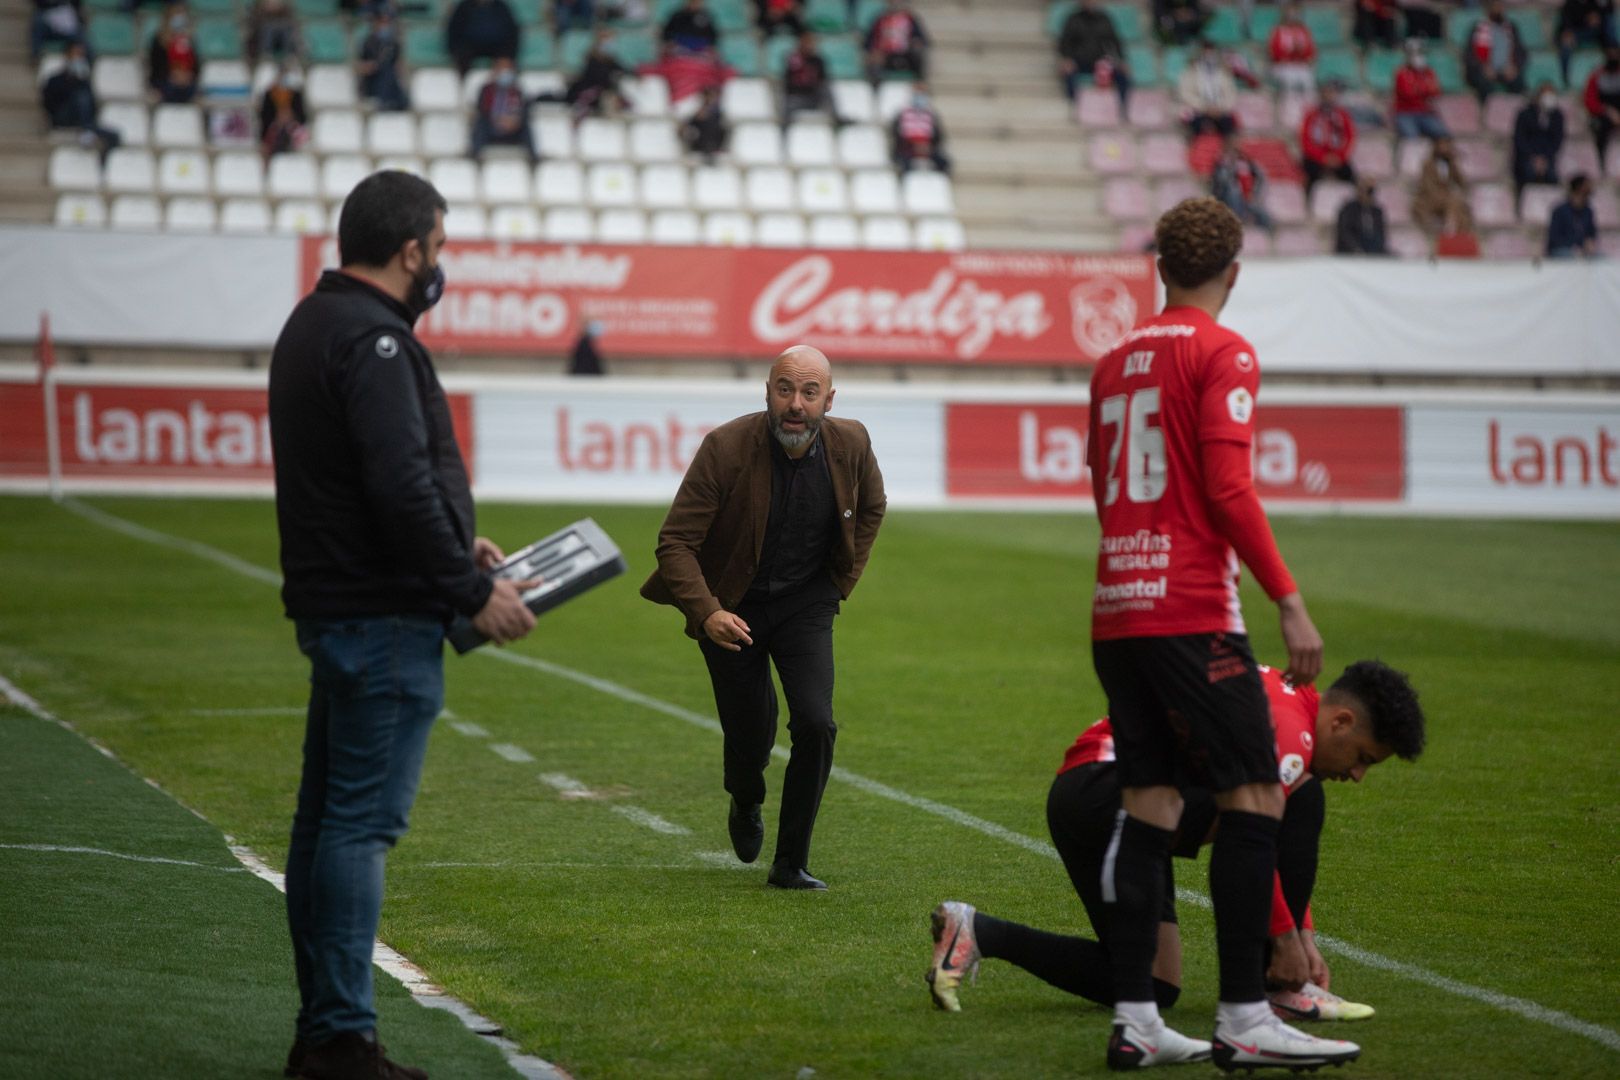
[
  {"x1": 1057, "y1": 0, "x2": 1132, "y2": 115},
  {"x1": 41, "y1": 42, "x2": 122, "y2": 161},
  {"x1": 1334, "y1": 178, "x2": 1389, "y2": 255},
  {"x1": 270, "y1": 170, "x2": 536, "y2": 1080}
]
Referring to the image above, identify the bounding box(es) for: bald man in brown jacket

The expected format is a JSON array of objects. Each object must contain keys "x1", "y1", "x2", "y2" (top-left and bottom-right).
[{"x1": 641, "y1": 346, "x2": 886, "y2": 889}]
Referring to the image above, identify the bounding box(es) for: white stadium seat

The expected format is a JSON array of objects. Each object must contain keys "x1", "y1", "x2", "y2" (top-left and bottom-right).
[
  {"x1": 220, "y1": 197, "x2": 273, "y2": 233},
  {"x1": 158, "y1": 149, "x2": 210, "y2": 195},
  {"x1": 902, "y1": 171, "x2": 954, "y2": 215},
  {"x1": 165, "y1": 196, "x2": 217, "y2": 231},
  {"x1": 536, "y1": 160, "x2": 586, "y2": 204},
  {"x1": 93, "y1": 57, "x2": 143, "y2": 102},
  {"x1": 849, "y1": 169, "x2": 900, "y2": 214},
  {"x1": 103, "y1": 148, "x2": 156, "y2": 194},
  {"x1": 306, "y1": 63, "x2": 358, "y2": 110},
  {"x1": 861, "y1": 214, "x2": 912, "y2": 249},
  {"x1": 375, "y1": 155, "x2": 427, "y2": 176},
  {"x1": 587, "y1": 162, "x2": 637, "y2": 206},
  {"x1": 830, "y1": 80, "x2": 875, "y2": 124},
  {"x1": 545, "y1": 206, "x2": 595, "y2": 242},
  {"x1": 809, "y1": 214, "x2": 859, "y2": 248},
  {"x1": 692, "y1": 164, "x2": 742, "y2": 210},
  {"x1": 837, "y1": 124, "x2": 888, "y2": 168},
  {"x1": 756, "y1": 212, "x2": 807, "y2": 247},
  {"x1": 213, "y1": 152, "x2": 265, "y2": 197},
  {"x1": 419, "y1": 112, "x2": 468, "y2": 158},
  {"x1": 274, "y1": 199, "x2": 326, "y2": 234},
  {"x1": 796, "y1": 168, "x2": 847, "y2": 213},
  {"x1": 55, "y1": 193, "x2": 107, "y2": 228},
  {"x1": 49, "y1": 146, "x2": 101, "y2": 191},
  {"x1": 37, "y1": 55, "x2": 66, "y2": 86},
  {"x1": 745, "y1": 166, "x2": 795, "y2": 211},
  {"x1": 327, "y1": 202, "x2": 344, "y2": 234},
  {"x1": 915, "y1": 216, "x2": 966, "y2": 251},
  {"x1": 99, "y1": 102, "x2": 149, "y2": 147},
  {"x1": 312, "y1": 110, "x2": 365, "y2": 154},
  {"x1": 632, "y1": 75, "x2": 672, "y2": 117},
  {"x1": 411, "y1": 68, "x2": 462, "y2": 112},
  {"x1": 576, "y1": 118, "x2": 627, "y2": 161},
  {"x1": 731, "y1": 122, "x2": 783, "y2": 166},
  {"x1": 428, "y1": 158, "x2": 479, "y2": 202},
  {"x1": 321, "y1": 155, "x2": 373, "y2": 201},
  {"x1": 629, "y1": 119, "x2": 680, "y2": 162},
  {"x1": 703, "y1": 210, "x2": 754, "y2": 246},
  {"x1": 367, "y1": 112, "x2": 419, "y2": 155},
  {"x1": 443, "y1": 203, "x2": 489, "y2": 239},
  {"x1": 481, "y1": 158, "x2": 532, "y2": 203},
  {"x1": 533, "y1": 115, "x2": 574, "y2": 159},
  {"x1": 199, "y1": 60, "x2": 250, "y2": 96},
  {"x1": 267, "y1": 154, "x2": 320, "y2": 199},
  {"x1": 876, "y1": 81, "x2": 912, "y2": 121},
  {"x1": 597, "y1": 208, "x2": 648, "y2": 244},
  {"x1": 490, "y1": 205, "x2": 543, "y2": 239},
  {"x1": 649, "y1": 209, "x2": 701, "y2": 244},
  {"x1": 522, "y1": 70, "x2": 567, "y2": 101},
  {"x1": 639, "y1": 163, "x2": 690, "y2": 208},
  {"x1": 110, "y1": 194, "x2": 162, "y2": 229},
  {"x1": 151, "y1": 104, "x2": 205, "y2": 148},
  {"x1": 786, "y1": 123, "x2": 836, "y2": 167},
  {"x1": 721, "y1": 78, "x2": 775, "y2": 121}
]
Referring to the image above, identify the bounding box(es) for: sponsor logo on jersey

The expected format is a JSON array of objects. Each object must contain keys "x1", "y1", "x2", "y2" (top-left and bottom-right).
[{"x1": 1227, "y1": 386, "x2": 1254, "y2": 423}]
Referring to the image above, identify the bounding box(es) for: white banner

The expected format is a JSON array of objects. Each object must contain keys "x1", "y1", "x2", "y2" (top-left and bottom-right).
[{"x1": 1407, "y1": 404, "x2": 1620, "y2": 517}]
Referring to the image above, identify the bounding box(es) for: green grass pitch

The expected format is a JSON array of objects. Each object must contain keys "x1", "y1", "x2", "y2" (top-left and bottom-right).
[{"x1": 1, "y1": 495, "x2": 1617, "y2": 1079}]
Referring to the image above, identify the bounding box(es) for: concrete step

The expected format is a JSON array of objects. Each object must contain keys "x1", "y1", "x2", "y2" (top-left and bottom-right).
[{"x1": 966, "y1": 223, "x2": 1121, "y2": 253}]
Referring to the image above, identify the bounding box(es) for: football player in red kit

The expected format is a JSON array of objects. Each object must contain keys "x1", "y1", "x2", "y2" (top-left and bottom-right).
[{"x1": 925, "y1": 659, "x2": 1426, "y2": 1037}]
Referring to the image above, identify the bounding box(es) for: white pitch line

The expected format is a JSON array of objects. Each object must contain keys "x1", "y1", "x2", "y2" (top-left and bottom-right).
[
  {"x1": 0, "y1": 842, "x2": 249, "y2": 872},
  {"x1": 539, "y1": 773, "x2": 592, "y2": 795},
  {"x1": 449, "y1": 720, "x2": 491, "y2": 739},
  {"x1": 49, "y1": 502, "x2": 1620, "y2": 1058},
  {"x1": 489, "y1": 743, "x2": 535, "y2": 764},
  {"x1": 610, "y1": 805, "x2": 692, "y2": 836}
]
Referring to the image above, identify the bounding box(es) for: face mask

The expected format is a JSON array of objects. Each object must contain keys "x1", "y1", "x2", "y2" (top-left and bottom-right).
[
  {"x1": 407, "y1": 261, "x2": 445, "y2": 319},
  {"x1": 912, "y1": 94, "x2": 930, "y2": 109},
  {"x1": 497, "y1": 70, "x2": 515, "y2": 86},
  {"x1": 376, "y1": 24, "x2": 394, "y2": 39},
  {"x1": 1411, "y1": 55, "x2": 1427, "y2": 69},
  {"x1": 70, "y1": 59, "x2": 90, "y2": 77},
  {"x1": 170, "y1": 15, "x2": 187, "y2": 30},
  {"x1": 1540, "y1": 93, "x2": 1557, "y2": 109}
]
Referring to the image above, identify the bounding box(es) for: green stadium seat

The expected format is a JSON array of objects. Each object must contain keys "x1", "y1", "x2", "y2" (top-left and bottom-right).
[
  {"x1": 1429, "y1": 50, "x2": 1463, "y2": 93},
  {"x1": 1522, "y1": 50, "x2": 1562, "y2": 90},
  {"x1": 763, "y1": 32, "x2": 797, "y2": 75},
  {"x1": 1568, "y1": 50, "x2": 1603, "y2": 90},
  {"x1": 1363, "y1": 48, "x2": 1401, "y2": 91},
  {"x1": 559, "y1": 28, "x2": 594, "y2": 70},
  {"x1": 1160, "y1": 44, "x2": 1190, "y2": 86},
  {"x1": 405, "y1": 23, "x2": 451, "y2": 66},
  {"x1": 305, "y1": 19, "x2": 352, "y2": 63},
  {"x1": 1302, "y1": 7, "x2": 1346, "y2": 49},
  {"x1": 1247, "y1": 6, "x2": 1280, "y2": 43},
  {"x1": 84, "y1": 0, "x2": 123, "y2": 13},
  {"x1": 1509, "y1": 9, "x2": 1547, "y2": 51},
  {"x1": 612, "y1": 29, "x2": 658, "y2": 68},
  {"x1": 656, "y1": 0, "x2": 748, "y2": 32},
  {"x1": 1124, "y1": 42, "x2": 1161, "y2": 87},
  {"x1": 504, "y1": 0, "x2": 543, "y2": 25},
  {"x1": 1104, "y1": 1, "x2": 1144, "y2": 42},
  {"x1": 854, "y1": 0, "x2": 885, "y2": 34},
  {"x1": 291, "y1": 0, "x2": 341, "y2": 17},
  {"x1": 1315, "y1": 47, "x2": 1361, "y2": 89},
  {"x1": 195, "y1": 17, "x2": 241, "y2": 61},
  {"x1": 87, "y1": 14, "x2": 138, "y2": 55},
  {"x1": 1203, "y1": 7, "x2": 1245, "y2": 46},
  {"x1": 1447, "y1": 11, "x2": 1477, "y2": 49},
  {"x1": 819, "y1": 35, "x2": 863, "y2": 79},
  {"x1": 519, "y1": 31, "x2": 555, "y2": 69},
  {"x1": 804, "y1": 0, "x2": 849, "y2": 33},
  {"x1": 720, "y1": 32, "x2": 760, "y2": 74},
  {"x1": 1047, "y1": 0, "x2": 1077, "y2": 38}
]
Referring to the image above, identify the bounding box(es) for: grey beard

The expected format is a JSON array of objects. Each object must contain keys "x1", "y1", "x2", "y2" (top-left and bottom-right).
[{"x1": 768, "y1": 412, "x2": 819, "y2": 451}]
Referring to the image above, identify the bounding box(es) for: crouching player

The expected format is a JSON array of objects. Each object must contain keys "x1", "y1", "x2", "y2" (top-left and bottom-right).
[{"x1": 925, "y1": 659, "x2": 1425, "y2": 1067}]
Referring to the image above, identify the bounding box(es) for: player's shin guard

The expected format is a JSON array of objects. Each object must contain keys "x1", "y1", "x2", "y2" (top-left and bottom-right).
[
  {"x1": 1104, "y1": 812, "x2": 1175, "y2": 1006},
  {"x1": 1209, "y1": 809, "x2": 1280, "y2": 1005}
]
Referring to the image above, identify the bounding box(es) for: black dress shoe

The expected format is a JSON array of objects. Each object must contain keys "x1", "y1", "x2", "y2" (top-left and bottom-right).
[
  {"x1": 728, "y1": 797, "x2": 764, "y2": 864},
  {"x1": 766, "y1": 861, "x2": 827, "y2": 890}
]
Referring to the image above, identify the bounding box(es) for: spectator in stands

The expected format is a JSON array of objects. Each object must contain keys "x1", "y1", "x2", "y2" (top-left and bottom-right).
[
  {"x1": 758, "y1": 0, "x2": 806, "y2": 39},
  {"x1": 554, "y1": 0, "x2": 594, "y2": 31},
  {"x1": 1056, "y1": 0, "x2": 1132, "y2": 117},
  {"x1": 891, "y1": 82, "x2": 950, "y2": 175},
  {"x1": 1335, "y1": 177, "x2": 1390, "y2": 253},
  {"x1": 1154, "y1": 0, "x2": 1208, "y2": 45},
  {"x1": 1546, "y1": 173, "x2": 1600, "y2": 255},
  {"x1": 470, "y1": 56, "x2": 539, "y2": 163},
  {"x1": 31, "y1": 0, "x2": 86, "y2": 63},
  {"x1": 357, "y1": 8, "x2": 410, "y2": 111},
  {"x1": 1464, "y1": 1, "x2": 1527, "y2": 105},
  {"x1": 1587, "y1": 46, "x2": 1620, "y2": 171},
  {"x1": 446, "y1": 0, "x2": 520, "y2": 79},
  {"x1": 1269, "y1": 1, "x2": 1317, "y2": 101},
  {"x1": 1179, "y1": 38, "x2": 1238, "y2": 137},
  {"x1": 662, "y1": 0, "x2": 719, "y2": 57},
  {"x1": 245, "y1": 0, "x2": 304, "y2": 69},
  {"x1": 1393, "y1": 39, "x2": 1449, "y2": 140},
  {"x1": 569, "y1": 321, "x2": 607, "y2": 375},
  {"x1": 41, "y1": 42, "x2": 121, "y2": 162},
  {"x1": 1412, "y1": 135, "x2": 1474, "y2": 235},
  {"x1": 1512, "y1": 82, "x2": 1564, "y2": 209},
  {"x1": 865, "y1": 0, "x2": 929, "y2": 84},
  {"x1": 1354, "y1": 0, "x2": 1398, "y2": 49},
  {"x1": 782, "y1": 31, "x2": 842, "y2": 126},
  {"x1": 1401, "y1": 0, "x2": 1444, "y2": 42},
  {"x1": 566, "y1": 29, "x2": 634, "y2": 116},
  {"x1": 147, "y1": 4, "x2": 199, "y2": 104},
  {"x1": 1558, "y1": 0, "x2": 1618, "y2": 87},
  {"x1": 682, "y1": 84, "x2": 727, "y2": 162},
  {"x1": 258, "y1": 63, "x2": 308, "y2": 163},
  {"x1": 1301, "y1": 80, "x2": 1357, "y2": 195},
  {"x1": 1210, "y1": 134, "x2": 1273, "y2": 231}
]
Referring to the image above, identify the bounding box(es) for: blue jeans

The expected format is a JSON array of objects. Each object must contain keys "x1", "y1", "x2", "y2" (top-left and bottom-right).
[
  {"x1": 287, "y1": 615, "x2": 445, "y2": 1042},
  {"x1": 1395, "y1": 112, "x2": 1450, "y2": 141}
]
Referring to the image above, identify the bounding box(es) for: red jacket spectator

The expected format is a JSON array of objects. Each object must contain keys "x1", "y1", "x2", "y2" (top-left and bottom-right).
[
  {"x1": 1301, "y1": 100, "x2": 1355, "y2": 164},
  {"x1": 1394, "y1": 62, "x2": 1441, "y2": 115},
  {"x1": 1269, "y1": 21, "x2": 1315, "y2": 65}
]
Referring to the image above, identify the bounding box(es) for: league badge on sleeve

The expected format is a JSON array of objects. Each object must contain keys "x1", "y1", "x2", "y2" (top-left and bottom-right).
[{"x1": 1227, "y1": 386, "x2": 1254, "y2": 423}]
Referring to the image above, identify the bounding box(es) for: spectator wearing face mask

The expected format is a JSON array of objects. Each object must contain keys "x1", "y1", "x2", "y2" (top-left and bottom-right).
[
  {"x1": 1210, "y1": 134, "x2": 1273, "y2": 232},
  {"x1": 1393, "y1": 40, "x2": 1448, "y2": 141},
  {"x1": 246, "y1": 0, "x2": 304, "y2": 68},
  {"x1": 470, "y1": 57, "x2": 538, "y2": 163},
  {"x1": 1179, "y1": 39, "x2": 1238, "y2": 138},
  {"x1": 1412, "y1": 135, "x2": 1474, "y2": 236},
  {"x1": 357, "y1": 9, "x2": 410, "y2": 111},
  {"x1": 1587, "y1": 46, "x2": 1620, "y2": 172},
  {"x1": 1557, "y1": 0, "x2": 1618, "y2": 88},
  {"x1": 1269, "y1": 1, "x2": 1317, "y2": 101},
  {"x1": 41, "y1": 41, "x2": 121, "y2": 162},
  {"x1": 1300, "y1": 81, "x2": 1356, "y2": 196},
  {"x1": 1057, "y1": 0, "x2": 1132, "y2": 117},
  {"x1": 446, "y1": 0, "x2": 521, "y2": 79},
  {"x1": 1546, "y1": 173, "x2": 1600, "y2": 256},
  {"x1": 148, "y1": 3, "x2": 200, "y2": 103},
  {"x1": 891, "y1": 83, "x2": 950, "y2": 175},
  {"x1": 565, "y1": 30, "x2": 634, "y2": 117},
  {"x1": 865, "y1": 0, "x2": 929, "y2": 85},
  {"x1": 1335, "y1": 178, "x2": 1389, "y2": 254},
  {"x1": 1512, "y1": 82, "x2": 1564, "y2": 209},
  {"x1": 1464, "y1": 0, "x2": 1527, "y2": 105},
  {"x1": 783, "y1": 31, "x2": 843, "y2": 127},
  {"x1": 32, "y1": 0, "x2": 86, "y2": 63},
  {"x1": 259, "y1": 64, "x2": 308, "y2": 162}
]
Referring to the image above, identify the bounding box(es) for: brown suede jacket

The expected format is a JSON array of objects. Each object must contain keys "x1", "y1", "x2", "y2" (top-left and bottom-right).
[{"x1": 640, "y1": 411, "x2": 887, "y2": 639}]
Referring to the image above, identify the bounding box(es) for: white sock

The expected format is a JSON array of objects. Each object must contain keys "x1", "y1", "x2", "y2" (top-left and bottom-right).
[
  {"x1": 1216, "y1": 999, "x2": 1272, "y2": 1031},
  {"x1": 1114, "y1": 1000, "x2": 1161, "y2": 1030}
]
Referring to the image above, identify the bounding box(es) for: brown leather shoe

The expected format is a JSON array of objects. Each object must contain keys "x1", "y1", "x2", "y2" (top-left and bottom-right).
[{"x1": 297, "y1": 1032, "x2": 428, "y2": 1080}]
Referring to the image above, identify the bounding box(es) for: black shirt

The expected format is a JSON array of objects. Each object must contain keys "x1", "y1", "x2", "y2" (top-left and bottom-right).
[
  {"x1": 269, "y1": 270, "x2": 492, "y2": 622},
  {"x1": 746, "y1": 432, "x2": 837, "y2": 601}
]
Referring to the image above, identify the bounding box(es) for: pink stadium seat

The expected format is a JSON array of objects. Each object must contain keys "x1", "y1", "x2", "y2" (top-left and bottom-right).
[
  {"x1": 1153, "y1": 176, "x2": 1203, "y2": 213},
  {"x1": 1351, "y1": 138, "x2": 1394, "y2": 180},
  {"x1": 1129, "y1": 89, "x2": 1173, "y2": 129},
  {"x1": 1104, "y1": 177, "x2": 1152, "y2": 219},
  {"x1": 1241, "y1": 226, "x2": 1273, "y2": 255},
  {"x1": 1382, "y1": 190, "x2": 1413, "y2": 225},
  {"x1": 1483, "y1": 94, "x2": 1520, "y2": 136},
  {"x1": 1309, "y1": 179, "x2": 1356, "y2": 223},
  {"x1": 1520, "y1": 183, "x2": 1564, "y2": 223},
  {"x1": 1607, "y1": 145, "x2": 1620, "y2": 176},
  {"x1": 1436, "y1": 95, "x2": 1481, "y2": 136},
  {"x1": 1471, "y1": 183, "x2": 1517, "y2": 228},
  {"x1": 1263, "y1": 182, "x2": 1307, "y2": 225},
  {"x1": 1388, "y1": 225, "x2": 1431, "y2": 258},
  {"x1": 1089, "y1": 132, "x2": 1138, "y2": 174},
  {"x1": 1235, "y1": 92, "x2": 1275, "y2": 135},
  {"x1": 1397, "y1": 139, "x2": 1429, "y2": 179},
  {"x1": 1141, "y1": 133, "x2": 1188, "y2": 175},
  {"x1": 1558, "y1": 142, "x2": 1601, "y2": 178},
  {"x1": 1483, "y1": 228, "x2": 1534, "y2": 258},
  {"x1": 1591, "y1": 186, "x2": 1620, "y2": 226},
  {"x1": 1117, "y1": 221, "x2": 1155, "y2": 252},
  {"x1": 1454, "y1": 138, "x2": 1497, "y2": 181},
  {"x1": 1272, "y1": 227, "x2": 1321, "y2": 256},
  {"x1": 1078, "y1": 86, "x2": 1122, "y2": 128}
]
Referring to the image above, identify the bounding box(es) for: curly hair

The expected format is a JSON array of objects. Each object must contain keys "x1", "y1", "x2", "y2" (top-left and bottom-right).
[
  {"x1": 1154, "y1": 197, "x2": 1244, "y2": 290},
  {"x1": 1327, "y1": 660, "x2": 1426, "y2": 761}
]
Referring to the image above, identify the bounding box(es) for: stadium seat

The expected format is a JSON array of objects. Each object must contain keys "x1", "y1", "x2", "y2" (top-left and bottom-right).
[
  {"x1": 96, "y1": 102, "x2": 149, "y2": 148},
  {"x1": 1128, "y1": 88, "x2": 1173, "y2": 129},
  {"x1": 1153, "y1": 176, "x2": 1201, "y2": 213},
  {"x1": 490, "y1": 205, "x2": 543, "y2": 239},
  {"x1": 1140, "y1": 132, "x2": 1185, "y2": 175},
  {"x1": 110, "y1": 194, "x2": 162, "y2": 229},
  {"x1": 368, "y1": 112, "x2": 419, "y2": 155},
  {"x1": 375, "y1": 155, "x2": 427, "y2": 176},
  {"x1": 220, "y1": 197, "x2": 273, "y2": 232},
  {"x1": 519, "y1": 31, "x2": 556, "y2": 68},
  {"x1": 1264, "y1": 182, "x2": 1308, "y2": 225},
  {"x1": 559, "y1": 28, "x2": 596, "y2": 71},
  {"x1": 836, "y1": 124, "x2": 888, "y2": 168},
  {"x1": 639, "y1": 163, "x2": 691, "y2": 208},
  {"x1": 1103, "y1": 177, "x2": 1151, "y2": 220},
  {"x1": 1272, "y1": 227, "x2": 1321, "y2": 256},
  {"x1": 831, "y1": 80, "x2": 876, "y2": 124},
  {"x1": 104, "y1": 148, "x2": 156, "y2": 193},
  {"x1": 428, "y1": 158, "x2": 479, "y2": 202},
  {"x1": 763, "y1": 34, "x2": 798, "y2": 77},
  {"x1": 914, "y1": 217, "x2": 966, "y2": 251},
  {"x1": 1557, "y1": 142, "x2": 1601, "y2": 177},
  {"x1": 1089, "y1": 132, "x2": 1138, "y2": 174},
  {"x1": 200, "y1": 60, "x2": 251, "y2": 96},
  {"x1": 1124, "y1": 45, "x2": 1161, "y2": 88},
  {"x1": 305, "y1": 20, "x2": 352, "y2": 64},
  {"x1": 1387, "y1": 226, "x2": 1430, "y2": 259},
  {"x1": 797, "y1": 168, "x2": 848, "y2": 213},
  {"x1": 1350, "y1": 138, "x2": 1394, "y2": 181},
  {"x1": 756, "y1": 213, "x2": 807, "y2": 247},
  {"x1": 208, "y1": 152, "x2": 262, "y2": 198},
  {"x1": 1470, "y1": 183, "x2": 1516, "y2": 229},
  {"x1": 307, "y1": 63, "x2": 357, "y2": 109},
  {"x1": 293, "y1": 0, "x2": 342, "y2": 15},
  {"x1": 1454, "y1": 137, "x2": 1496, "y2": 181},
  {"x1": 196, "y1": 17, "x2": 242, "y2": 61},
  {"x1": 720, "y1": 33, "x2": 761, "y2": 76},
  {"x1": 746, "y1": 166, "x2": 796, "y2": 211},
  {"x1": 577, "y1": 118, "x2": 629, "y2": 161},
  {"x1": 1436, "y1": 94, "x2": 1482, "y2": 136},
  {"x1": 1363, "y1": 49, "x2": 1402, "y2": 93},
  {"x1": 268, "y1": 154, "x2": 320, "y2": 198},
  {"x1": 849, "y1": 169, "x2": 900, "y2": 214},
  {"x1": 412, "y1": 68, "x2": 462, "y2": 112},
  {"x1": 87, "y1": 14, "x2": 137, "y2": 55},
  {"x1": 703, "y1": 210, "x2": 754, "y2": 245},
  {"x1": 787, "y1": 123, "x2": 837, "y2": 167},
  {"x1": 158, "y1": 149, "x2": 210, "y2": 195},
  {"x1": 588, "y1": 162, "x2": 638, "y2": 206},
  {"x1": 804, "y1": 0, "x2": 849, "y2": 33},
  {"x1": 875, "y1": 81, "x2": 912, "y2": 121},
  {"x1": 420, "y1": 112, "x2": 469, "y2": 157},
  {"x1": 537, "y1": 160, "x2": 586, "y2": 204},
  {"x1": 404, "y1": 24, "x2": 451, "y2": 67},
  {"x1": 597, "y1": 208, "x2": 649, "y2": 243},
  {"x1": 629, "y1": 118, "x2": 680, "y2": 162},
  {"x1": 1397, "y1": 139, "x2": 1429, "y2": 179},
  {"x1": 55, "y1": 193, "x2": 108, "y2": 227},
  {"x1": 545, "y1": 206, "x2": 595, "y2": 241},
  {"x1": 1240, "y1": 225, "x2": 1273, "y2": 255},
  {"x1": 49, "y1": 146, "x2": 101, "y2": 192},
  {"x1": 854, "y1": 0, "x2": 887, "y2": 33},
  {"x1": 321, "y1": 155, "x2": 373, "y2": 201},
  {"x1": 901, "y1": 172, "x2": 953, "y2": 215},
  {"x1": 1303, "y1": 7, "x2": 1346, "y2": 48},
  {"x1": 649, "y1": 209, "x2": 701, "y2": 244},
  {"x1": 1312, "y1": 48, "x2": 1360, "y2": 90},
  {"x1": 93, "y1": 57, "x2": 143, "y2": 100},
  {"x1": 1483, "y1": 228, "x2": 1534, "y2": 259},
  {"x1": 732, "y1": 122, "x2": 784, "y2": 165},
  {"x1": 631, "y1": 75, "x2": 673, "y2": 117},
  {"x1": 809, "y1": 213, "x2": 859, "y2": 248},
  {"x1": 152, "y1": 104, "x2": 205, "y2": 148},
  {"x1": 1520, "y1": 184, "x2": 1563, "y2": 225},
  {"x1": 164, "y1": 196, "x2": 217, "y2": 231},
  {"x1": 1234, "y1": 92, "x2": 1274, "y2": 134},
  {"x1": 693, "y1": 164, "x2": 744, "y2": 209},
  {"x1": 443, "y1": 203, "x2": 490, "y2": 239},
  {"x1": 860, "y1": 214, "x2": 911, "y2": 249},
  {"x1": 1310, "y1": 179, "x2": 1356, "y2": 223},
  {"x1": 313, "y1": 110, "x2": 366, "y2": 154},
  {"x1": 1078, "y1": 86, "x2": 1123, "y2": 128},
  {"x1": 819, "y1": 37, "x2": 864, "y2": 81},
  {"x1": 482, "y1": 158, "x2": 532, "y2": 203},
  {"x1": 1203, "y1": 7, "x2": 1245, "y2": 46},
  {"x1": 721, "y1": 78, "x2": 776, "y2": 122},
  {"x1": 533, "y1": 114, "x2": 574, "y2": 158}
]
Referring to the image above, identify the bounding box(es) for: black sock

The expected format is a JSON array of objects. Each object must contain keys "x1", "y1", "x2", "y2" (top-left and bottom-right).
[
  {"x1": 1210, "y1": 809, "x2": 1280, "y2": 1004},
  {"x1": 973, "y1": 913, "x2": 1184, "y2": 1009},
  {"x1": 1104, "y1": 813, "x2": 1175, "y2": 1003}
]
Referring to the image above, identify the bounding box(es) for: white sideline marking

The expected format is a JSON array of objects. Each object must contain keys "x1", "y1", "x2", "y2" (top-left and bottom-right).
[
  {"x1": 489, "y1": 743, "x2": 535, "y2": 764},
  {"x1": 450, "y1": 720, "x2": 492, "y2": 739},
  {"x1": 186, "y1": 707, "x2": 305, "y2": 717},
  {"x1": 47, "y1": 503, "x2": 1620, "y2": 1058},
  {"x1": 0, "y1": 842, "x2": 248, "y2": 872},
  {"x1": 610, "y1": 805, "x2": 692, "y2": 836},
  {"x1": 539, "y1": 772, "x2": 592, "y2": 795}
]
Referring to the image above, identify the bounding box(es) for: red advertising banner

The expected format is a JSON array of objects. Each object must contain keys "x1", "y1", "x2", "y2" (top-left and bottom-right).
[
  {"x1": 945, "y1": 403, "x2": 1404, "y2": 501},
  {"x1": 0, "y1": 380, "x2": 48, "y2": 479},
  {"x1": 298, "y1": 238, "x2": 1157, "y2": 366}
]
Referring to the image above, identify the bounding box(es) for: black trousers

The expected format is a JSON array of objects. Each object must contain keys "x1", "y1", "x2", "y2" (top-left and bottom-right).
[{"x1": 700, "y1": 588, "x2": 839, "y2": 869}]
